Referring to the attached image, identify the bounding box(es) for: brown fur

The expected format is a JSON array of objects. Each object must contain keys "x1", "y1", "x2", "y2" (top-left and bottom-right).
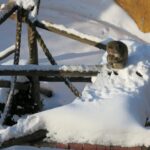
[{"x1": 106, "y1": 41, "x2": 128, "y2": 69}]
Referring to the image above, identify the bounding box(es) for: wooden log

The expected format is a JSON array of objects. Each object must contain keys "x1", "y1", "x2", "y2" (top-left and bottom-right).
[
  {"x1": 28, "y1": 16, "x2": 41, "y2": 111},
  {"x1": 0, "y1": 4, "x2": 18, "y2": 25},
  {"x1": 0, "y1": 129, "x2": 48, "y2": 148},
  {"x1": 0, "y1": 45, "x2": 15, "y2": 61},
  {"x1": 39, "y1": 76, "x2": 91, "y2": 82},
  {"x1": 0, "y1": 80, "x2": 29, "y2": 90},
  {"x1": 34, "y1": 20, "x2": 106, "y2": 50},
  {"x1": 0, "y1": 80, "x2": 53, "y2": 97},
  {"x1": 0, "y1": 65, "x2": 101, "y2": 77},
  {"x1": 1, "y1": 8, "x2": 23, "y2": 125}
]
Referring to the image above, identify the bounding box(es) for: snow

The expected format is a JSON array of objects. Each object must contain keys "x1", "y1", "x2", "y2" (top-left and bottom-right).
[
  {"x1": 37, "y1": 40, "x2": 150, "y2": 147},
  {"x1": 10, "y1": 0, "x2": 39, "y2": 20},
  {"x1": 41, "y1": 20, "x2": 101, "y2": 44},
  {"x1": 0, "y1": 0, "x2": 150, "y2": 149},
  {"x1": 0, "y1": 45, "x2": 15, "y2": 59}
]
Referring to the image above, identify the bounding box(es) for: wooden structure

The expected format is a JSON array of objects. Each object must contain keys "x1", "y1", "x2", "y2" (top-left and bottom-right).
[{"x1": 0, "y1": 1, "x2": 106, "y2": 125}]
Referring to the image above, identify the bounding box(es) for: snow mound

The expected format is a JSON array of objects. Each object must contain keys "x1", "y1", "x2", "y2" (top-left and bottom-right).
[
  {"x1": 38, "y1": 40, "x2": 150, "y2": 147},
  {"x1": 0, "y1": 40, "x2": 150, "y2": 147}
]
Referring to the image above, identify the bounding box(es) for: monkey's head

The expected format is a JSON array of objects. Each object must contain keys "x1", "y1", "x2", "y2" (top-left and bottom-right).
[{"x1": 106, "y1": 41, "x2": 127, "y2": 58}]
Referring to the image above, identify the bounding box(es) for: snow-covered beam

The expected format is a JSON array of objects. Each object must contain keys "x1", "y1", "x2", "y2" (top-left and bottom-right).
[
  {"x1": 0, "y1": 45, "x2": 16, "y2": 61},
  {"x1": 35, "y1": 20, "x2": 106, "y2": 50},
  {"x1": 0, "y1": 129, "x2": 47, "y2": 148},
  {"x1": 0, "y1": 65, "x2": 101, "y2": 77}
]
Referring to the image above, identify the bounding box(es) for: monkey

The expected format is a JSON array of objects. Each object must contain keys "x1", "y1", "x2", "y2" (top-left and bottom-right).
[{"x1": 106, "y1": 41, "x2": 128, "y2": 69}]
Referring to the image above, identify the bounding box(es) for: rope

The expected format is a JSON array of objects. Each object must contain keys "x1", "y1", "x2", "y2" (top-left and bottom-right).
[
  {"x1": 2, "y1": 8, "x2": 22, "y2": 125},
  {"x1": 27, "y1": 20, "x2": 82, "y2": 98}
]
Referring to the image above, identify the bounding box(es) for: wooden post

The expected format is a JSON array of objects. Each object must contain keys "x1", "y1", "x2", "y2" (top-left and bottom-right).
[
  {"x1": 27, "y1": 1, "x2": 41, "y2": 110},
  {"x1": 2, "y1": 8, "x2": 23, "y2": 125},
  {"x1": 28, "y1": 26, "x2": 41, "y2": 110}
]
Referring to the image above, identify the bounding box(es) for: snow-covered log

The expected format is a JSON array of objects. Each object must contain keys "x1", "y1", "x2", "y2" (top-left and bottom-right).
[
  {"x1": 0, "y1": 45, "x2": 16, "y2": 60},
  {"x1": 0, "y1": 65, "x2": 101, "y2": 77},
  {"x1": 35, "y1": 20, "x2": 106, "y2": 50},
  {"x1": 0, "y1": 129, "x2": 47, "y2": 148}
]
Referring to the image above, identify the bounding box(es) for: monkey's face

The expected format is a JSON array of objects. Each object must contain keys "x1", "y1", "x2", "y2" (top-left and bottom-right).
[{"x1": 107, "y1": 47, "x2": 121, "y2": 58}]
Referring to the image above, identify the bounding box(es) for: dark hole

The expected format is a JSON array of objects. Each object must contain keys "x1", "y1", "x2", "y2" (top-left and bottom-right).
[
  {"x1": 113, "y1": 71, "x2": 118, "y2": 76},
  {"x1": 108, "y1": 71, "x2": 112, "y2": 76},
  {"x1": 136, "y1": 71, "x2": 143, "y2": 78}
]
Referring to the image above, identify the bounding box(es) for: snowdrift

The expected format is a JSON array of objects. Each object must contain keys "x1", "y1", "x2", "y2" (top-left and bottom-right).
[{"x1": 0, "y1": 40, "x2": 150, "y2": 147}]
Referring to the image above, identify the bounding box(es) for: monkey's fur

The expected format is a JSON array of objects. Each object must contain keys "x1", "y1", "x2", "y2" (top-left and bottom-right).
[{"x1": 106, "y1": 41, "x2": 128, "y2": 69}]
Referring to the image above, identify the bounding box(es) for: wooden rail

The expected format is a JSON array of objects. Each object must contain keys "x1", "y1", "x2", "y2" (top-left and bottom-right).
[
  {"x1": 39, "y1": 76, "x2": 91, "y2": 82},
  {"x1": 0, "y1": 65, "x2": 101, "y2": 76},
  {"x1": 35, "y1": 20, "x2": 106, "y2": 50}
]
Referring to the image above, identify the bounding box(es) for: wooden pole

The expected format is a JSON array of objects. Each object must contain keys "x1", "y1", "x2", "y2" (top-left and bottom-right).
[
  {"x1": 0, "y1": 5, "x2": 18, "y2": 25},
  {"x1": 0, "y1": 129, "x2": 47, "y2": 148},
  {"x1": 2, "y1": 8, "x2": 22, "y2": 125},
  {"x1": 27, "y1": 19, "x2": 41, "y2": 110},
  {"x1": 39, "y1": 76, "x2": 91, "y2": 82},
  {"x1": 34, "y1": 20, "x2": 106, "y2": 50},
  {"x1": 0, "y1": 80, "x2": 52, "y2": 97},
  {"x1": 0, "y1": 65, "x2": 101, "y2": 76}
]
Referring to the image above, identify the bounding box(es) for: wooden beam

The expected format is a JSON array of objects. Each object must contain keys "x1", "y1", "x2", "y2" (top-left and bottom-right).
[
  {"x1": 0, "y1": 4, "x2": 18, "y2": 25},
  {"x1": 0, "y1": 80, "x2": 29, "y2": 90},
  {"x1": 34, "y1": 20, "x2": 106, "y2": 50},
  {"x1": 39, "y1": 76, "x2": 92, "y2": 82},
  {"x1": 0, "y1": 80, "x2": 52, "y2": 97},
  {"x1": 0, "y1": 65, "x2": 101, "y2": 77},
  {"x1": 0, "y1": 129, "x2": 47, "y2": 148},
  {"x1": 28, "y1": 15, "x2": 41, "y2": 111}
]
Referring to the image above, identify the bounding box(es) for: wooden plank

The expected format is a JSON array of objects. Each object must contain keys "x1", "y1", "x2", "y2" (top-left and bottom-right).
[
  {"x1": 0, "y1": 65, "x2": 101, "y2": 77},
  {"x1": 34, "y1": 20, "x2": 106, "y2": 50}
]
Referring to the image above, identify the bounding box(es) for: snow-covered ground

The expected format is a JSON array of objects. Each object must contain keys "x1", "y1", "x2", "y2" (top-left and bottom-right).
[{"x1": 0, "y1": 0, "x2": 150, "y2": 149}]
